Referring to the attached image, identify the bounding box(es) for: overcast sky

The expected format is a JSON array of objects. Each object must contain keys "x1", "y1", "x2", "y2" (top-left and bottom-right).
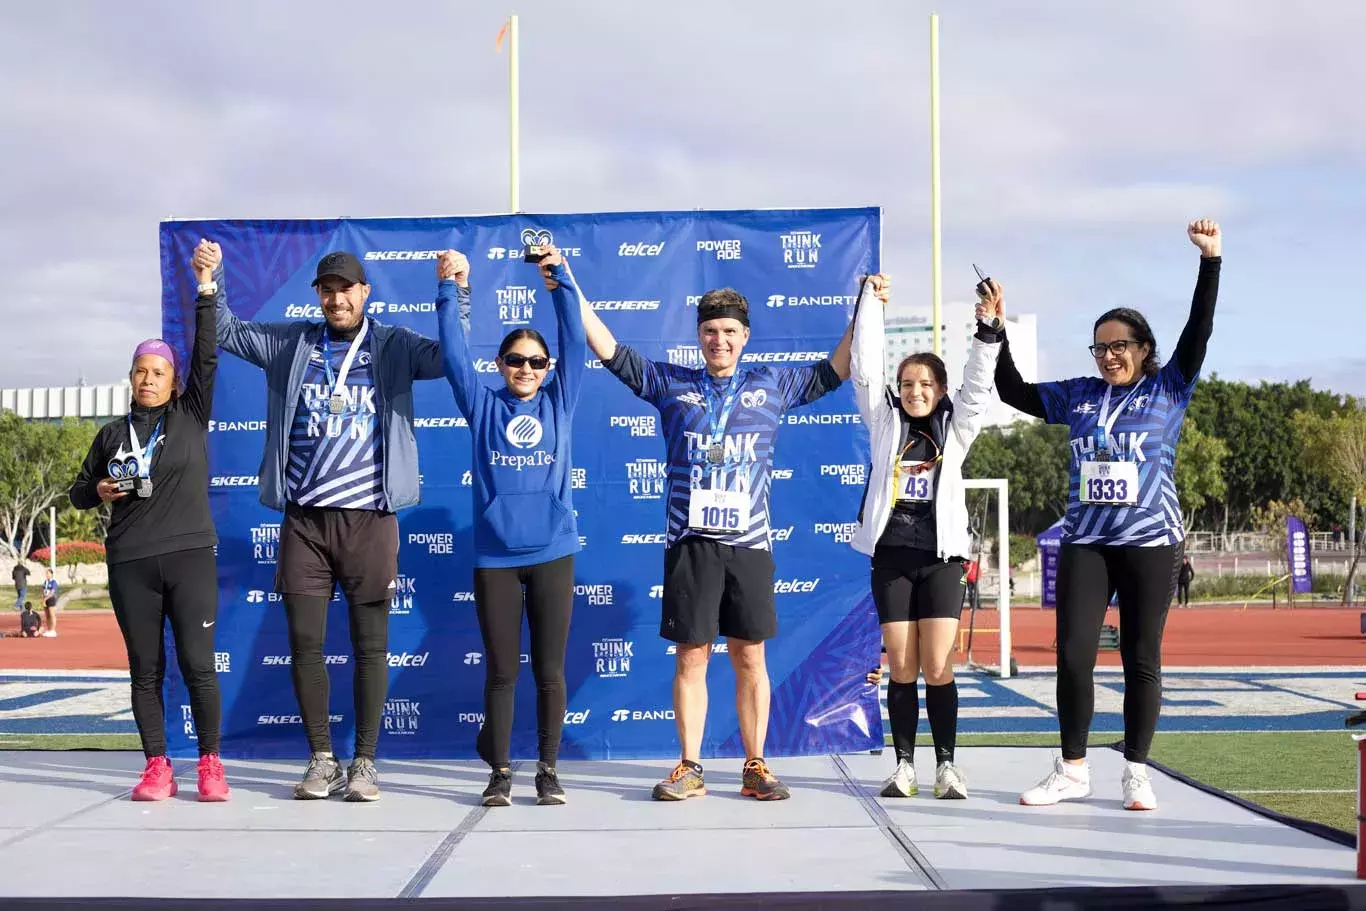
[{"x1": 3, "y1": 0, "x2": 1363, "y2": 393}]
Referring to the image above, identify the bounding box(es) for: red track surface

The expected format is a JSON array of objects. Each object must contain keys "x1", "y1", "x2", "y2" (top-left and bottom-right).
[{"x1": 0, "y1": 605, "x2": 1362, "y2": 671}]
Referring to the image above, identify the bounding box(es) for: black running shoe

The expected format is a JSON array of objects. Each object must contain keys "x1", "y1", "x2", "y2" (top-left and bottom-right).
[
  {"x1": 482, "y1": 768, "x2": 512, "y2": 807},
  {"x1": 535, "y1": 762, "x2": 566, "y2": 805}
]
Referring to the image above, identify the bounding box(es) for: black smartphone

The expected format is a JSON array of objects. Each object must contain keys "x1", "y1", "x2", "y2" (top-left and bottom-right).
[
  {"x1": 523, "y1": 244, "x2": 547, "y2": 264},
  {"x1": 973, "y1": 263, "x2": 991, "y2": 297}
]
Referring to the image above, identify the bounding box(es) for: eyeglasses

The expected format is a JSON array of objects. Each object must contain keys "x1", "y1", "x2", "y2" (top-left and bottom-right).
[
  {"x1": 501, "y1": 353, "x2": 550, "y2": 370},
  {"x1": 1088, "y1": 339, "x2": 1139, "y2": 358}
]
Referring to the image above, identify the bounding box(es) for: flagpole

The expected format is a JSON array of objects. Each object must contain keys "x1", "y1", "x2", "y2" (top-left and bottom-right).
[
  {"x1": 929, "y1": 12, "x2": 943, "y2": 358},
  {"x1": 509, "y1": 14, "x2": 521, "y2": 213}
]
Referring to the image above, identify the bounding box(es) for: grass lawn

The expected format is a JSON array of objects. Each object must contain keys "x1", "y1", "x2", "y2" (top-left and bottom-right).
[{"x1": 1, "y1": 584, "x2": 110, "y2": 611}]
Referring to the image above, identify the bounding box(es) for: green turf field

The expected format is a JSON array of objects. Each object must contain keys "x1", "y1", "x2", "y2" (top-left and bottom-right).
[{"x1": 0, "y1": 730, "x2": 1353, "y2": 834}]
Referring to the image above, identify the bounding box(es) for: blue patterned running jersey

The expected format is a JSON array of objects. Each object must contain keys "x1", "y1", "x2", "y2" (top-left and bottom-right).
[
  {"x1": 605, "y1": 346, "x2": 842, "y2": 550},
  {"x1": 1039, "y1": 359, "x2": 1196, "y2": 546},
  {"x1": 287, "y1": 327, "x2": 386, "y2": 510}
]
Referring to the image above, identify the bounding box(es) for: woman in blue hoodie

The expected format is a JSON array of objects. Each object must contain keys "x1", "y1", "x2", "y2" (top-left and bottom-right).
[{"x1": 435, "y1": 245, "x2": 586, "y2": 808}]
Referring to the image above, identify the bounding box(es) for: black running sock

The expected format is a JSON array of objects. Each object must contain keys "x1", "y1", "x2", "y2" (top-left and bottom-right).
[
  {"x1": 925, "y1": 681, "x2": 959, "y2": 764},
  {"x1": 887, "y1": 680, "x2": 919, "y2": 764}
]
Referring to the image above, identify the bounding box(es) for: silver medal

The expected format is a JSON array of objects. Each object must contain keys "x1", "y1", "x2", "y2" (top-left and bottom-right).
[
  {"x1": 328, "y1": 394, "x2": 345, "y2": 415},
  {"x1": 707, "y1": 444, "x2": 725, "y2": 464}
]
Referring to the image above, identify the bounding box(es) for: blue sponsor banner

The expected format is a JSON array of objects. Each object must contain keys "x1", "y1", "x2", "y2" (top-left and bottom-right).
[
  {"x1": 1037, "y1": 521, "x2": 1063, "y2": 608},
  {"x1": 158, "y1": 208, "x2": 883, "y2": 760},
  {"x1": 1286, "y1": 515, "x2": 1312, "y2": 595}
]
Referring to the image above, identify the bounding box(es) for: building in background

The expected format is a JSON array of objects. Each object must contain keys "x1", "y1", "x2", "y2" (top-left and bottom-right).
[
  {"x1": 1, "y1": 381, "x2": 130, "y2": 425},
  {"x1": 884, "y1": 302, "x2": 1039, "y2": 428}
]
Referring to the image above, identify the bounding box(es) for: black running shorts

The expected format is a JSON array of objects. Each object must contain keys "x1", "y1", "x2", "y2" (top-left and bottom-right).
[
  {"x1": 275, "y1": 503, "x2": 399, "y2": 604},
  {"x1": 870, "y1": 545, "x2": 966, "y2": 624},
  {"x1": 660, "y1": 536, "x2": 777, "y2": 644}
]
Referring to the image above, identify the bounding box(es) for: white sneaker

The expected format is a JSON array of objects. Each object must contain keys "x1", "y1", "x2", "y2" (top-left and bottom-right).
[
  {"x1": 41, "y1": 631, "x2": 56, "y2": 638},
  {"x1": 878, "y1": 759, "x2": 918, "y2": 798},
  {"x1": 1019, "y1": 756, "x2": 1092, "y2": 806},
  {"x1": 934, "y1": 761, "x2": 967, "y2": 799},
  {"x1": 1122, "y1": 762, "x2": 1157, "y2": 811}
]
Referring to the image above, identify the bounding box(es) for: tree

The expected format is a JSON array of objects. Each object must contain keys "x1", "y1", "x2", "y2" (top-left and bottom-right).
[
  {"x1": 963, "y1": 420, "x2": 1071, "y2": 535},
  {"x1": 0, "y1": 413, "x2": 99, "y2": 562},
  {"x1": 1294, "y1": 410, "x2": 1366, "y2": 604},
  {"x1": 1174, "y1": 416, "x2": 1228, "y2": 528},
  {"x1": 57, "y1": 503, "x2": 108, "y2": 546}
]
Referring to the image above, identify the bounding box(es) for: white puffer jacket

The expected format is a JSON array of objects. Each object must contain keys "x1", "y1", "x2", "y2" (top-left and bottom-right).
[{"x1": 848, "y1": 283, "x2": 1001, "y2": 560}]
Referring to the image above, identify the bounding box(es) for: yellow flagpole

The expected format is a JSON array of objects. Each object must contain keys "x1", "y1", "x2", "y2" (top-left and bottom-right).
[
  {"x1": 509, "y1": 15, "x2": 521, "y2": 213},
  {"x1": 929, "y1": 12, "x2": 942, "y2": 357}
]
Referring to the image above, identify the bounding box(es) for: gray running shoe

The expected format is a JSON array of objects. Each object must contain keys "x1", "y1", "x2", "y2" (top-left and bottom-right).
[
  {"x1": 293, "y1": 752, "x2": 344, "y2": 800},
  {"x1": 344, "y1": 757, "x2": 381, "y2": 802}
]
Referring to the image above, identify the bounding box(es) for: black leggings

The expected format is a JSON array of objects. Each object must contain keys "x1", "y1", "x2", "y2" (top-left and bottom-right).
[
  {"x1": 108, "y1": 548, "x2": 222, "y2": 757},
  {"x1": 284, "y1": 595, "x2": 389, "y2": 760},
  {"x1": 1056, "y1": 542, "x2": 1180, "y2": 763},
  {"x1": 473, "y1": 555, "x2": 574, "y2": 768}
]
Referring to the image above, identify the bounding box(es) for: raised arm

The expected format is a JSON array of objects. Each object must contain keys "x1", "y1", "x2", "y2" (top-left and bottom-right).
[
  {"x1": 539, "y1": 249, "x2": 589, "y2": 410},
  {"x1": 1170, "y1": 219, "x2": 1222, "y2": 385},
  {"x1": 848, "y1": 274, "x2": 891, "y2": 423},
  {"x1": 411, "y1": 260, "x2": 470, "y2": 381},
  {"x1": 948, "y1": 281, "x2": 1006, "y2": 449},
  {"x1": 214, "y1": 250, "x2": 298, "y2": 370},
  {"x1": 578, "y1": 285, "x2": 618, "y2": 363},
  {"x1": 180, "y1": 240, "x2": 222, "y2": 425},
  {"x1": 991, "y1": 290, "x2": 1047, "y2": 419},
  {"x1": 435, "y1": 251, "x2": 484, "y2": 419}
]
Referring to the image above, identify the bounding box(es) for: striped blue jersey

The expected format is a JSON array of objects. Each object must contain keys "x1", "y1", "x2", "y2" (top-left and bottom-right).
[
  {"x1": 1039, "y1": 359, "x2": 1197, "y2": 546},
  {"x1": 286, "y1": 328, "x2": 387, "y2": 510},
  {"x1": 605, "y1": 346, "x2": 842, "y2": 549}
]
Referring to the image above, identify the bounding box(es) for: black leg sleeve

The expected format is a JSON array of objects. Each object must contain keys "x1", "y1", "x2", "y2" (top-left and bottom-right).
[
  {"x1": 108, "y1": 556, "x2": 169, "y2": 758},
  {"x1": 1054, "y1": 544, "x2": 1112, "y2": 761},
  {"x1": 284, "y1": 594, "x2": 333, "y2": 755},
  {"x1": 160, "y1": 548, "x2": 223, "y2": 755},
  {"x1": 474, "y1": 567, "x2": 526, "y2": 769},
  {"x1": 524, "y1": 556, "x2": 574, "y2": 767},
  {"x1": 348, "y1": 600, "x2": 390, "y2": 761}
]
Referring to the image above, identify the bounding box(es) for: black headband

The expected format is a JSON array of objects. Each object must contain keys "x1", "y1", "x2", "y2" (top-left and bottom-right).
[{"x1": 697, "y1": 305, "x2": 750, "y2": 327}]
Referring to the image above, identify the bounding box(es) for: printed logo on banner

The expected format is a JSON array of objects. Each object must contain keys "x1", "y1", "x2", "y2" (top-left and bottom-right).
[
  {"x1": 775, "y1": 577, "x2": 820, "y2": 594},
  {"x1": 251, "y1": 523, "x2": 279, "y2": 565},
  {"x1": 259, "y1": 714, "x2": 344, "y2": 726},
  {"x1": 572, "y1": 468, "x2": 586, "y2": 490},
  {"x1": 461, "y1": 470, "x2": 473, "y2": 487},
  {"x1": 649, "y1": 585, "x2": 663, "y2": 599},
  {"x1": 383, "y1": 698, "x2": 421, "y2": 735},
  {"x1": 627, "y1": 459, "x2": 667, "y2": 500},
  {"x1": 610, "y1": 415, "x2": 657, "y2": 437},
  {"x1": 388, "y1": 651, "x2": 430, "y2": 668},
  {"x1": 622, "y1": 533, "x2": 667, "y2": 545},
  {"x1": 180, "y1": 705, "x2": 197, "y2": 740},
  {"x1": 611, "y1": 708, "x2": 675, "y2": 722},
  {"x1": 488, "y1": 228, "x2": 583, "y2": 260},
  {"x1": 697, "y1": 239, "x2": 743, "y2": 261},
  {"x1": 765, "y1": 294, "x2": 853, "y2": 309},
  {"x1": 771, "y1": 525, "x2": 794, "y2": 543},
  {"x1": 463, "y1": 652, "x2": 481, "y2": 665},
  {"x1": 208, "y1": 420, "x2": 267, "y2": 433},
  {"x1": 472, "y1": 359, "x2": 500, "y2": 374},
  {"x1": 495, "y1": 285, "x2": 536, "y2": 326},
  {"x1": 368, "y1": 300, "x2": 435, "y2": 315},
  {"x1": 617, "y1": 241, "x2": 667, "y2": 257},
  {"x1": 409, "y1": 532, "x2": 454, "y2": 555},
  {"x1": 592, "y1": 638, "x2": 633, "y2": 678},
  {"x1": 285, "y1": 303, "x2": 324, "y2": 319},
  {"x1": 564, "y1": 709, "x2": 592, "y2": 725},
  {"x1": 212, "y1": 476, "x2": 259, "y2": 488},
  {"x1": 452, "y1": 591, "x2": 476, "y2": 603},
  {"x1": 262, "y1": 654, "x2": 349, "y2": 666},
  {"x1": 389, "y1": 575, "x2": 416, "y2": 615},
  {"x1": 821, "y1": 464, "x2": 867, "y2": 486},
  {"x1": 786, "y1": 412, "x2": 860, "y2": 426},
  {"x1": 667, "y1": 642, "x2": 728, "y2": 655},
  {"x1": 772, "y1": 468, "x2": 794, "y2": 480},
  {"x1": 591, "y1": 299, "x2": 661, "y2": 311},
  {"x1": 215, "y1": 652, "x2": 231, "y2": 673},
  {"x1": 815, "y1": 522, "x2": 859, "y2": 544},
  {"x1": 780, "y1": 230, "x2": 822, "y2": 269},
  {"x1": 574, "y1": 583, "x2": 613, "y2": 606},
  {"x1": 413, "y1": 416, "x2": 469, "y2": 429},
  {"x1": 363, "y1": 250, "x2": 443, "y2": 261}
]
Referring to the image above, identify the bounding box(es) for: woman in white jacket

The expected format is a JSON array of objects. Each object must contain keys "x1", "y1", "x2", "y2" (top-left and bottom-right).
[{"x1": 849, "y1": 273, "x2": 1004, "y2": 800}]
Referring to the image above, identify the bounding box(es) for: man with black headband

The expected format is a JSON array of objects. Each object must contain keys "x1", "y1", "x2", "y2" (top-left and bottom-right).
[{"x1": 581, "y1": 286, "x2": 854, "y2": 801}]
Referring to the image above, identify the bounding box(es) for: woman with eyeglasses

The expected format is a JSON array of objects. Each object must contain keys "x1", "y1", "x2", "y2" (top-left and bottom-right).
[
  {"x1": 434, "y1": 243, "x2": 586, "y2": 808},
  {"x1": 995, "y1": 220, "x2": 1222, "y2": 811},
  {"x1": 848, "y1": 272, "x2": 1004, "y2": 801}
]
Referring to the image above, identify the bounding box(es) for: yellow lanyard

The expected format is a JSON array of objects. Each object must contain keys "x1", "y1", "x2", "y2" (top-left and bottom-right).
[{"x1": 890, "y1": 430, "x2": 942, "y2": 501}]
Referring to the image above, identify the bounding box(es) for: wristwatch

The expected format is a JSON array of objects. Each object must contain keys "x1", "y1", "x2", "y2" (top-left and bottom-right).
[{"x1": 197, "y1": 281, "x2": 218, "y2": 297}]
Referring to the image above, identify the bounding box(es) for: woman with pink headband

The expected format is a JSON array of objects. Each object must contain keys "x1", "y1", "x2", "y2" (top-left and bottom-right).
[{"x1": 70, "y1": 239, "x2": 231, "y2": 802}]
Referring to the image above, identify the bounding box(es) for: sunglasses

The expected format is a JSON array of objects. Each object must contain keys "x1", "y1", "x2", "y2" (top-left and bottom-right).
[
  {"x1": 1088, "y1": 339, "x2": 1140, "y2": 358},
  {"x1": 501, "y1": 353, "x2": 550, "y2": 370}
]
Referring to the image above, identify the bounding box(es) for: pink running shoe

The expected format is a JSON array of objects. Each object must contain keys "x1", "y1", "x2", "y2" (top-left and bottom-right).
[
  {"x1": 131, "y1": 756, "x2": 177, "y2": 801},
  {"x1": 197, "y1": 753, "x2": 232, "y2": 802}
]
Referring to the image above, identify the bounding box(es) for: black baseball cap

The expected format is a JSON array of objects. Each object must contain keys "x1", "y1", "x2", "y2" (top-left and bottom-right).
[{"x1": 311, "y1": 251, "x2": 368, "y2": 287}]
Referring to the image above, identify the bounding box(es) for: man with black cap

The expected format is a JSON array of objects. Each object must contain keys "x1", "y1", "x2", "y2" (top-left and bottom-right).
[{"x1": 216, "y1": 248, "x2": 471, "y2": 802}]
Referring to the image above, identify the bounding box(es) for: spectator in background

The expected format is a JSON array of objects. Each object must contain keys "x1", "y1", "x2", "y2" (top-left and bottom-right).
[
  {"x1": 41, "y1": 568, "x2": 58, "y2": 637},
  {"x1": 1177, "y1": 556, "x2": 1194, "y2": 607},
  {"x1": 20, "y1": 602, "x2": 41, "y2": 638},
  {"x1": 11, "y1": 560, "x2": 29, "y2": 610}
]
